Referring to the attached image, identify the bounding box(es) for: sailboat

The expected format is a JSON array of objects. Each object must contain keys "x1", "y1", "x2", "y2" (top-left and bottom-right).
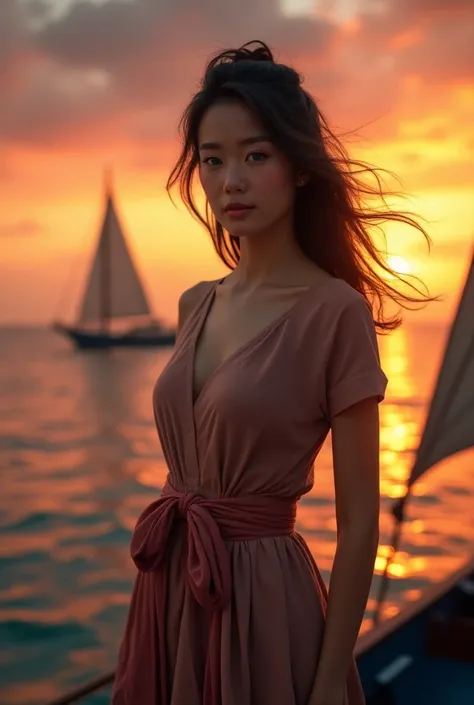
[
  {"x1": 45, "y1": 247, "x2": 474, "y2": 705},
  {"x1": 52, "y1": 172, "x2": 176, "y2": 349}
]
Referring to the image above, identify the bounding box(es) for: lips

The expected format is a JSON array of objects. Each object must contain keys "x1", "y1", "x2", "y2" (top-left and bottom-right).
[{"x1": 224, "y1": 203, "x2": 254, "y2": 212}]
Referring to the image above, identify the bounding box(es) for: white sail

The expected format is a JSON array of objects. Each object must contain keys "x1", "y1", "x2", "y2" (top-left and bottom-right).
[
  {"x1": 79, "y1": 187, "x2": 152, "y2": 323},
  {"x1": 406, "y1": 248, "x2": 474, "y2": 489}
]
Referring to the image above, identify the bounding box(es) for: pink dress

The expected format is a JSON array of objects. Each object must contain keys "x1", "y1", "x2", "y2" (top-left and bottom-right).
[{"x1": 112, "y1": 277, "x2": 388, "y2": 705}]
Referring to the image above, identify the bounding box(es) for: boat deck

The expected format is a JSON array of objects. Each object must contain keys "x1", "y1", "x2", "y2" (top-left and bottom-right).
[{"x1": 387, "y1": 657, "x2": 474, "y2": 704}]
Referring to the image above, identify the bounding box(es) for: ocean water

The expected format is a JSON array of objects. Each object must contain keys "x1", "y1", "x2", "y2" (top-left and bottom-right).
[{"x1": 0, "y1": 323, "x2": 473, "y2": 705}]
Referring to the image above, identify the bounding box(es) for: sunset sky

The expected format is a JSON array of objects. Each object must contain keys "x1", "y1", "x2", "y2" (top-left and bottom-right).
[{"x1": 1, "y1": 0, "x2": 473, "y2": 326}]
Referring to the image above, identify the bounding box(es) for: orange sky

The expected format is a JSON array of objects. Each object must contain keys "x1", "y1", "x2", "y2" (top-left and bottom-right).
[{"x1": 1, "y1": 0, "x2": 473, "y2": 326}]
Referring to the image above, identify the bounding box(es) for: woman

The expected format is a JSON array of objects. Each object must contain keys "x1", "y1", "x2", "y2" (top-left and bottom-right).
[{"x1": 112, "y1": 41, "x2": 431, "y2": 705}]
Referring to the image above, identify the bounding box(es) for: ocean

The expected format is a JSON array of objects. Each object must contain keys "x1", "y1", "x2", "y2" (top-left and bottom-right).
[{"x1": 1, "y1": 323, "x2": 473, "y2": 705}]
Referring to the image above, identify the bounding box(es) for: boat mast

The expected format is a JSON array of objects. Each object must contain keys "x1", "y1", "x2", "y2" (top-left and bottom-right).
[{"x1": 100, "y1": 167, "x2": 112, "y2": 334}]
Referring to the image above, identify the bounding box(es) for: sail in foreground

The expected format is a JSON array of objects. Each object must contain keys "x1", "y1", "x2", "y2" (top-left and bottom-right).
[
  {"x1": 396, "y1": 247, "x2": 474, "y2": 508},
  {"x1": 373, "y1": 246, "x2": 474, "y2": 621}
]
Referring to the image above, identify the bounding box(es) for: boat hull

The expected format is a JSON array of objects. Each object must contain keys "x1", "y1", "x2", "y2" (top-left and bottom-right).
[
  {"x1": 356, "y1": 560, "x2": 474, "y2": 705},
  {"x1": 54, "y1": 325, "x2": 175, "y2": 349}
]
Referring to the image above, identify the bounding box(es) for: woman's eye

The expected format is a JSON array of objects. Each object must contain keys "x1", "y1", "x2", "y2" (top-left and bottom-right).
[
  {"x1": 247, "y1": 152, "x2": 268, "y2": 163},
  {"x1": 202, "y1": 156, "x2": 221, "y2": 166}
]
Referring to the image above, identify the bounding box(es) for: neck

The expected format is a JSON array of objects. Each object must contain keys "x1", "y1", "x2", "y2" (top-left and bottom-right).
[{"x1": 230, "y1": 219, "x2": 312, "y2": 290}]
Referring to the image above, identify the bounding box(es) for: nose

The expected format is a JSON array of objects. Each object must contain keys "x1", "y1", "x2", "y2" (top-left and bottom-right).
[{"x1": 223, "y1": 162, "x2": 247, "y2": 193}]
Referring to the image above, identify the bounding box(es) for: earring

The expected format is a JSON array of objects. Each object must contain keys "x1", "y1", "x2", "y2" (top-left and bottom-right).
[{"x1": 297, "y1": 177, "x2": 306, "y2": 187}]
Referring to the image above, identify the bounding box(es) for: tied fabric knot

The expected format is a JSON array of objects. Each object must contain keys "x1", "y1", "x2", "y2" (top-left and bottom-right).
[
  {"x1": 131, "y1": 490, "x2": 232, "y2": 612},
  {"x1": 114, "y1": 483, "x2": 297, "y2": 705},
  {"x1": 177, "y1": 491, "x2": 198, "y2": 519}
]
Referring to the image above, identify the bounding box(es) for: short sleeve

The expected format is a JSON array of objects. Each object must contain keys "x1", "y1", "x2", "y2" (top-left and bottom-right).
[{"x1": 325, "y1": 296, "x2": 388, "y2": 419}]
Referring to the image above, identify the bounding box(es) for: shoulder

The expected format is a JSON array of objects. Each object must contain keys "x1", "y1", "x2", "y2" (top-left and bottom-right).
[
  {"x1": 177, "y1": 279, "x2": 218, "y2": 333},
  {"x1": 320, "y1": 282, "x2": 387, "y2": 417},
  {"x1": 300, "y1": 276, "x2": 374, "y2": 329},
  {"x1": 323, "y1": 277, "x2": 371, "y2": 316},
  {"x1": 324, "y1": 281, "x2": 377, "y2": 346},
  {"x1": 178, "y1": 281, "x2": 210, "y2": 315}
]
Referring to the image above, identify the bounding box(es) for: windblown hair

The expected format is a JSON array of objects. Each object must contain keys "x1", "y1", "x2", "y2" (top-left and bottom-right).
[{"x1": 167, "y1": 40, "x2": 434, "y2": 330}]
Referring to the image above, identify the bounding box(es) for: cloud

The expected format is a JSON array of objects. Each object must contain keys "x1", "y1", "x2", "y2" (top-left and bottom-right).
[
  {"x1": 0, "y1": 0, "x2": 334, "y2": 146},
  {"x1": 1, "y1": 59, "x2": 121, "y2": 145},
  {"x1": 305, "y1": 0, "x2": 474, "y2": 141},
  {"x1": 0, "y1": 0, "x2": 472, "y2": 161},
  {"x1": 394, "y1": 19, "x2": 474, "y2": 85},
  {"x1": 22, "y1": 0, "x2": 54, "y2": 24},
  {"x1": 0, "y1": 1, "x2": 34, "y2": 92},
  {"x1": 0, "y1": 2, "x2": 330, "y2": 152},
  {"x1": 0, "y1": 218, "x2": 44, "y2": 237},
  {"x1": 35, "y1": 0, "x2": 160, "y2": 67},
  {"x1": 34, "y1": 0, "x2": 335, "y2": 113},
  {"x1": 358, "y1": 0, "x2": 474, "y2": 83},
  {"x1": 35, "y1": 0, "x2": 334, "y2": 67},
  {"x1": 397, "y1": 0, "x2": 474, "y2": 21}
]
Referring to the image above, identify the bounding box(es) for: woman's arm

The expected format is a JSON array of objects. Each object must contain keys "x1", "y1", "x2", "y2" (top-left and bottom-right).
[{"x1": 308, "y1": 396, "x2": 381, "y2": 705}]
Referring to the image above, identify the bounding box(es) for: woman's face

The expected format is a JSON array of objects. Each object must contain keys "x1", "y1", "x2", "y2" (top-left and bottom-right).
[{"x1": 198, "y1": 100, "x2": 297, "y2": 239}]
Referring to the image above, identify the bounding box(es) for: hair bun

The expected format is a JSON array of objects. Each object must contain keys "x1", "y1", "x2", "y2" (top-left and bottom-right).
[
  {"x1": 237, "y1": 41, "x2": 274, "y2": 63},
  {"x1": 206, "y1": 41, "x2": 274, "y2": 72},
  {"x1": 204, "y1": 41, "x2": 301, "y2": 90}
]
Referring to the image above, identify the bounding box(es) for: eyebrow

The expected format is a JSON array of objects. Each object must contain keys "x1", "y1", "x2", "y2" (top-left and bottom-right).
[{"x1": 198, "y1": 135, "x2": 271, "y2": 151}]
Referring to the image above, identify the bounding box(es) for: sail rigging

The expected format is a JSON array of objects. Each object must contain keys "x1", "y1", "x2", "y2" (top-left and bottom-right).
[{"x1": 79, "y1": 183, "x2": 152, "y2": 324}]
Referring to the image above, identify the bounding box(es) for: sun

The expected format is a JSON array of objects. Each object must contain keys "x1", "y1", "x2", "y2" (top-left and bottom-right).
[{"x1": 386, "y1": 255, "x2": 412, "y2": 275}]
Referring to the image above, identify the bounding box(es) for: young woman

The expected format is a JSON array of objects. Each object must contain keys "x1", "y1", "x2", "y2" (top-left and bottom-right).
[{"x1": 112, "y1": 41, "x2": 431, "y2": 705}]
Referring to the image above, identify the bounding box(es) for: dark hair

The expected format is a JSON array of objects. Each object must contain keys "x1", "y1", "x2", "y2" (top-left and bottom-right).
[{"x1": 167, "y1": 40, "x2": 434, "y2": 330}]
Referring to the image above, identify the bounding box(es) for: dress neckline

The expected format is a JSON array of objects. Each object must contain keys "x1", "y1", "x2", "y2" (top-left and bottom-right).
[{"x1": 190, "y1": 275, "x2": 336, "y2": 409}]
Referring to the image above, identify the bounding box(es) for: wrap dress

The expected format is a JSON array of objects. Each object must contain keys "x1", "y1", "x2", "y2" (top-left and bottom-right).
[{"x1": 112, "y1": 276, "x2": 388, "y2": 705}]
